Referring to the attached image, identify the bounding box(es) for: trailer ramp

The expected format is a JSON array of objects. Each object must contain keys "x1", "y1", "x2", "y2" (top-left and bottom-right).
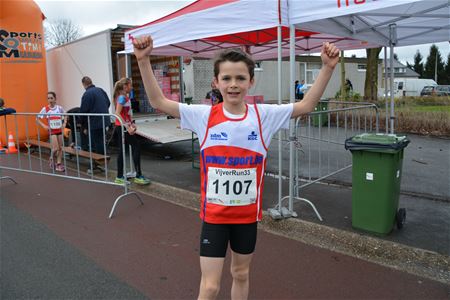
[{"x1": 135, "y1": 118, "x2": 192, "y2": 144}]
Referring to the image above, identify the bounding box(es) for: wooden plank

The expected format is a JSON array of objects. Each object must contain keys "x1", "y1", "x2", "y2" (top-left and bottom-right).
[{"x1": 27, "y1": 140, "x2": 110, "y2": 163}]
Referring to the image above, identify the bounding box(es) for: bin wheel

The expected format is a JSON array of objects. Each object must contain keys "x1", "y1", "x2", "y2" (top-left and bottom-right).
[{"x1": 396, "y1": 208, "x2": 406, "y2": 229}]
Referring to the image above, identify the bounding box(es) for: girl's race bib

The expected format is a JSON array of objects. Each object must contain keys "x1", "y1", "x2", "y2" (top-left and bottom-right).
[{"x1": 49, "y1": 117, "x2": 62, "y2": 129}]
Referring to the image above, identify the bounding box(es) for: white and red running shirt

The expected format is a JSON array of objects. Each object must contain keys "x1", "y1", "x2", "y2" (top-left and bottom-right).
[
  {"x1": 115, "y1": 95, "x2": 133, "y2": 126},
  {"x1": 39, "y1": 105, "x2": 65, "y2": 135},
  {"x1": 180, "y1": 102, "x2": 293, "y2": 224}
]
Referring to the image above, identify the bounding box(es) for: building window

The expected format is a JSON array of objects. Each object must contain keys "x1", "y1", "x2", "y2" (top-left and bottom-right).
[
  {"x1": 306, "y1": 63, "x2": 321, "y2": 83},
  {"x1": 358, "y1": 64, "x2": 367, "y2": 71}
]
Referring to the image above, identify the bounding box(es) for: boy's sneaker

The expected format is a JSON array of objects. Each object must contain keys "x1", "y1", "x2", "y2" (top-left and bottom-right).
[
  {"x1": 134, "y1": 176, "x2": 151, "y2": 185},
  {"x1": 114, "y1": 177, "x2": 130, "y2": 185}
]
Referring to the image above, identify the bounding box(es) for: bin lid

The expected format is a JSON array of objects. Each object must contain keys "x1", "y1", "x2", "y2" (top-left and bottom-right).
[
  {"x1": 351, "y1": 133, "x2": 407, "y2": 144},
  {"x1": 345, "y1": 133, "x2": 410, "y2": 152}
]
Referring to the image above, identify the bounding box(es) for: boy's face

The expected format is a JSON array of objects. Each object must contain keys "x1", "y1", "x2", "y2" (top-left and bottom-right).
[{"x1": 214, "y1": 61, "x2": 254, "y2": 106}]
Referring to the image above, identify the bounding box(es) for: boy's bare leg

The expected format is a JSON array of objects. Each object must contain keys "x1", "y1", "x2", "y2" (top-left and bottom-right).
[
  {"x1": 198, "y1": 256, "x2": 225, "y2": 300},
  {"x1": 230, "y1": 251, "x2": 253, "y2": 300}
]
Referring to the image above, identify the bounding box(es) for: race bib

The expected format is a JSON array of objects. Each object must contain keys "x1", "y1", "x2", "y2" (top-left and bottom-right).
[
  {"x1": 206, "y1": 167, "x2": 257, "y2": 206},
  {"x1": 49, "y1": 117, "x2": 62, "y2": 129}
]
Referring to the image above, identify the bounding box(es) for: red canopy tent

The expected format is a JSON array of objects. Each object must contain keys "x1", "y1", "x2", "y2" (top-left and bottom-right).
[{"x1": 124, "y1": 0, "x2": 379, "y2": 59}]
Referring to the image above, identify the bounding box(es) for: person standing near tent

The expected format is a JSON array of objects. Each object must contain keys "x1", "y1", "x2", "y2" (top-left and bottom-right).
[
  {"x1": 296, "y1": 79, "x2": 306, "y2": 101},
  {"x1": 80, "y1": 76, "x2": 111, "y2": 155},
  {"x1": 205, "y1": 81, "x2": 223, "y2": 106},
  {"x1": 132, "y1": 35, "x2": 339, "y2": 300},
  {"x1": 113, "y1": 77, "x2": 150, "y2": 185},
  {"x1": 294, "y1": 80, "x2": 300, "y2": 100},
  {"x1": 37, "y1": 92, "x2": 67, "y2": 172}
]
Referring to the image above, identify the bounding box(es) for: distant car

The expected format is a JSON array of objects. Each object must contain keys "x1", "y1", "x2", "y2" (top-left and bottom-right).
[
  {"x1": 420, "y1": 85, "x2": 450, "y2": 96},
  {"x1": 435, "y1": 85, "x2": 450, "y2": 96}
]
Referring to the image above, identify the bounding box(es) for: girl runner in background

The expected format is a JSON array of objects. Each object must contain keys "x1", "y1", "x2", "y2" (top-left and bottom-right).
[
  {"x1": 113, "y1": 77, "x2": 150, "y2": 185},
  {"x1": 38, "y1": 91, "x2": 66, "y2": 172}
]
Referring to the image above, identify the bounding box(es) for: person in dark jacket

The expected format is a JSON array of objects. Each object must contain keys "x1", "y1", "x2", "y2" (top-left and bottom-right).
[
  {"x1": 80, "y1": 76, "x2": 111, "y2": 155},
  {"x1": 65, "y1": 107, "x2": 88, "y2": 150}
]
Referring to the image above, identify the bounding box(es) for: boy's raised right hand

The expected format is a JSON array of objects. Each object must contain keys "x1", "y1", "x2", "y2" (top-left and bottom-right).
[{"x1": 133, "y1": 35, "x2": 153, "y2": 61}]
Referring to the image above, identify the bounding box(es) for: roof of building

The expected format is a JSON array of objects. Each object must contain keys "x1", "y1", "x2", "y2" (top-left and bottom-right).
[{"x1": 383, "y1": 59, "x2": 420, "y2": 78}]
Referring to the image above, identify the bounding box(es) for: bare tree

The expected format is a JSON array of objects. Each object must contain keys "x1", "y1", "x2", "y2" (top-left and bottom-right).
[
  {"x1": 364, "y1": 47, "x2": 382, "y2": 102},
  {"x1": 44, "y1": 18, "x2": 83, "y2": 47}
]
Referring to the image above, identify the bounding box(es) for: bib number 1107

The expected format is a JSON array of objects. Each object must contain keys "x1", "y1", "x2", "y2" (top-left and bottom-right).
[
  {"x1": 212, "y1": 179, "x2": 252, "y2": 196},
  {"x1": 206, "y1": 167, "x2": 257, "y2": 206}
]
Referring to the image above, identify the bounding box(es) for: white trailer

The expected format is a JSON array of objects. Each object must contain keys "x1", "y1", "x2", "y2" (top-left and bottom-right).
[
  {"x1": 46, "y1": 28, "x2": 190, "y2": 143},
  {"x1": 46, "y1": 30, "x2": 114, "y2": 112}
]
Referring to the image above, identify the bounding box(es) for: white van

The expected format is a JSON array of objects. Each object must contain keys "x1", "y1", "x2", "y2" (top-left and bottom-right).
[{"x1": 394, "y1": 78, "x2": 437, "y2": 97}]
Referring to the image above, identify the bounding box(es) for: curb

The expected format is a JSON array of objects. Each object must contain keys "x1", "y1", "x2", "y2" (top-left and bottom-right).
[{"x1": 130, "y1": 180, "x2": 450, "y2": 285}]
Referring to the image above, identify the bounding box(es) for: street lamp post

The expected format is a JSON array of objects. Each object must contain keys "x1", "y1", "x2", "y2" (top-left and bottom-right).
[{"x1": 435, "y1": 50, "x2": 438, "y2": 83}]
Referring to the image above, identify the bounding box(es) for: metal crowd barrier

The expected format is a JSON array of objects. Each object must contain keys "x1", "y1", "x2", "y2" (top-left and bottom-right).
[
  {"x1": 270, "y1": 101, "x2": 379, "y2": 221},
  {"x1": 0, "y1": 112, "x2": 142, "y2": 218}
]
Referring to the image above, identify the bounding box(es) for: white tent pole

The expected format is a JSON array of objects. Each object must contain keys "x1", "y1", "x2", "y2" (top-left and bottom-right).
[
  {"x1": 179, "y1": 57, "x2": 185, "y2": 103},
  {"x1": 125, "y1": 53, "x2": 135, "y2": 175},
  {"x1": 125, "y1": 54, "x2": 131, "y2": 78},
  {"x1": 389, "y1": 45, "x2": 395, "y2": 134},
  {"x1": 389, "y1": 24, "x2": 397, "y2": 134},
  {"x1": 384, "y1": 47, "x2": 388, "y2": 134},
  {"x1": 288, "y1": 25, "x2": 295, "y2": 213},
  {"x1": 277, "y1": 25, "x2": 283, "y2": 212}
]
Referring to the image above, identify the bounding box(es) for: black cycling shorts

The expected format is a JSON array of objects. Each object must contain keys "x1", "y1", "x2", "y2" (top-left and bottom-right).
[{"x1": 199, "y1": 222, "x2": 257, "y2": 258}]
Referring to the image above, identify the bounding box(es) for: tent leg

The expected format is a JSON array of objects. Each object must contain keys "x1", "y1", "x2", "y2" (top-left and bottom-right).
[
  {"x1": 384, "y1": 47, "x2": 389, "y2": 133},
  {"x1": 389, "y1": 24, "x2": 397, "y2": 134},
  {"x1": 288, "y1": 25, "x2": 296, "y2": 215},
  {"x1": 274, "y1": 25, "x2": 283, "y2": 219}
]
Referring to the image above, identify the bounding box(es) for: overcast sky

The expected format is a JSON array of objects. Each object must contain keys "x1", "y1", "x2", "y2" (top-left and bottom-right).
[{"x1": 36, "y1": 0, "x2": 449, "y2": 65}]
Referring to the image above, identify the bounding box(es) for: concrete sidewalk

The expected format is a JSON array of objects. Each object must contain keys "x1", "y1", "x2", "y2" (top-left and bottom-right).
[{"x1": 1, "y1": 170, "x2": 449, "y2": 299}]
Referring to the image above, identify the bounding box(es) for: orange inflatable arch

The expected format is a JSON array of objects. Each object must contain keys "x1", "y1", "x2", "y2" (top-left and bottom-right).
[{"x1": 0, "y1": 0, "x2": 48, "y2": 145}]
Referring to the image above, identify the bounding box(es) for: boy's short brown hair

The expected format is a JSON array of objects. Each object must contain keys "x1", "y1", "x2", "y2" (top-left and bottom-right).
[
  {"x1": 0, "y1": 98, "x2": 4, "y2": 108},
  {"x1": 214, "y1": 49, "x2": 255, "y2": 80}
]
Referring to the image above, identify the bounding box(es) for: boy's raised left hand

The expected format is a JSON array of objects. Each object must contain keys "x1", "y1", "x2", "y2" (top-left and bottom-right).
[
  {"x1": 321, "y1": 42, "x2": 340, "y2": 69},
  {"x1": 133, "y1": 35, "x2": 153, "y2": 62}
]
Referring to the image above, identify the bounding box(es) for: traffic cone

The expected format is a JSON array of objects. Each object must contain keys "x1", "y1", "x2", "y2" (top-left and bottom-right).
[{"x1": 6, "y1": 131, "x2": 18, "y2": 154}]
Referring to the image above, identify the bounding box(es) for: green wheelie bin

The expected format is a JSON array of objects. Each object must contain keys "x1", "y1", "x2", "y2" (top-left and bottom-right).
[
  {"x1": 312, "y1": 100, "x2": 329, "y2": 127},
  {"x1": 345, "y1": 133, "x2": 410, "y2": 235}
]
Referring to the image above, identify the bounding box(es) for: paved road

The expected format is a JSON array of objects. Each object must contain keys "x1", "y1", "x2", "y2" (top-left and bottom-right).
[
  {"x1": 131, "y1": 135, "x2": 450, "y2": 255},
  {"x1": 132, "y1": 131, "x2": 450, "y2": 199},
  {"x1": 267, "y1": 131, "x2": 450, "y2": 200},
  {"x1": 1, "y1": 170, "x2": 448, "y2": 299}
]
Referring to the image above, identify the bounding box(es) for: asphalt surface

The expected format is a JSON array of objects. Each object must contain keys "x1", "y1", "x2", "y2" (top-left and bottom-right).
[
  {"x1": 1, "y1": 170, "x2": 449, "y2": 299},
  {"x1": 130, "y1": 134, "x2": 450, "y2": 256}
]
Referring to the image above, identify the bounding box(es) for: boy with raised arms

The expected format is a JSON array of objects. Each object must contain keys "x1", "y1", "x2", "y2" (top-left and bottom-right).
[{"x1": 133, "y1": 35, "x2": 339, "y2": 300}]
